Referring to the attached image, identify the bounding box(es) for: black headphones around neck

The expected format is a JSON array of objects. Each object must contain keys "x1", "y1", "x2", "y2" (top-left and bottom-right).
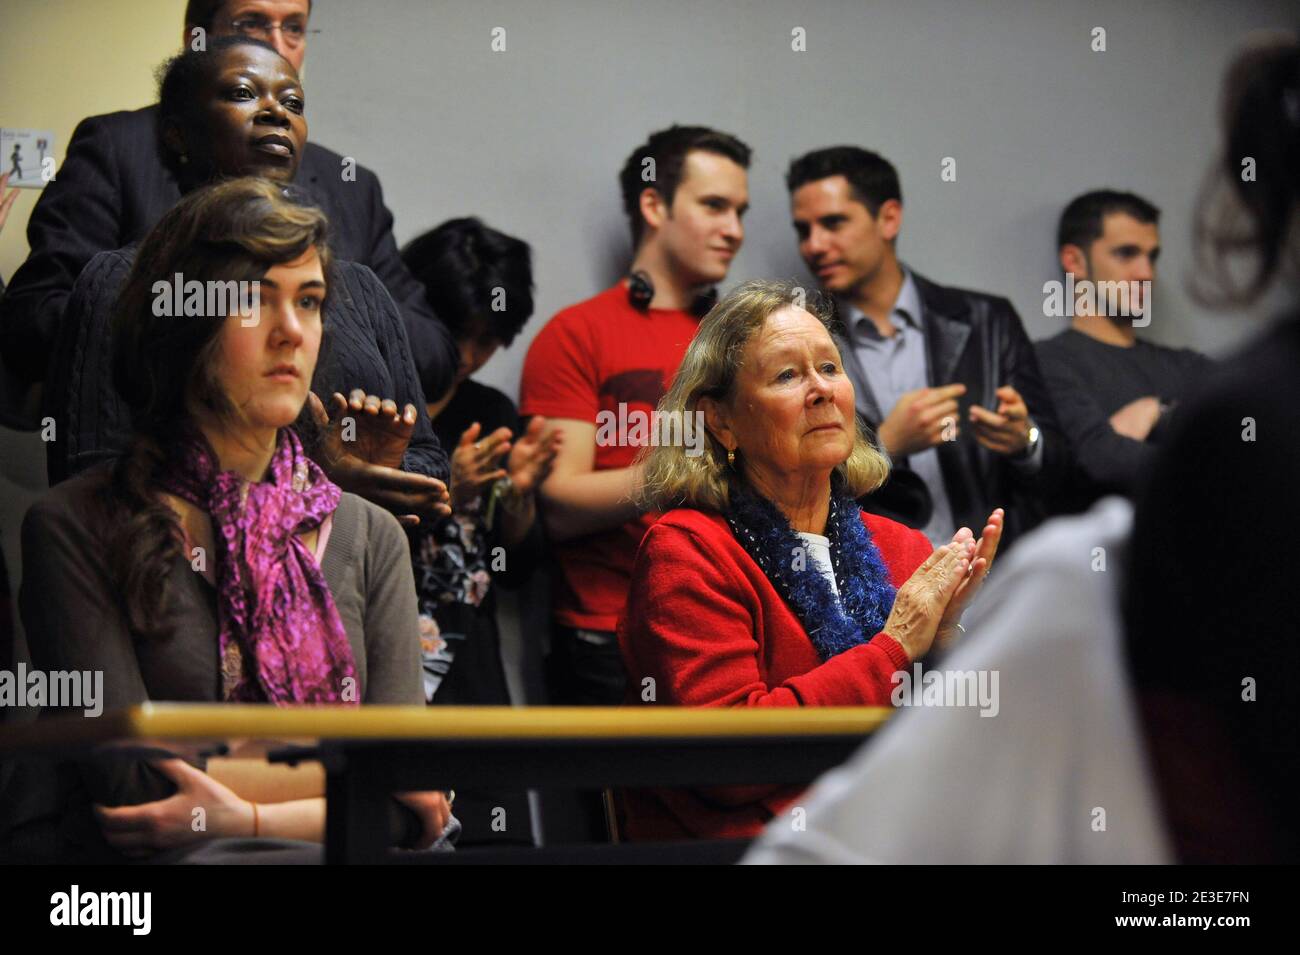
[{"x1": 627, "y1": 270, "x2": 718, "y2": 318}]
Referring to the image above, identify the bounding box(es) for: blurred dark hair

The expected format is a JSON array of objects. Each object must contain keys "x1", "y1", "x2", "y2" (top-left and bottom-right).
[
  {"x1": 184, "y1": 0, "x2": 313, "y2": 33},
  {"x1": 618, "y1": 125, "x2": 751, "y2": 246},
  {"x1": 786, "y1": 146, "x2": 902, "y2": 216},
  {"x1": 183, "y1": 0, "x2": 229, "y2": 32},
  {"x1": 109, "y1": 177, "x2": 332, "y2": 638},
  {"x1": 1192, "y1": 36, "x2": 1300, "y2": 305},
  {"x1": 1057, "y1": 190, "x2": 1160, "y2": 252},
  {"x1": 156, "y1": 35, "x2": 287, "y2": 178},
  {"x1": 1124, "y1": 34, "x2": 1300, "y2": 863},
  {"x1": 401, "y1": 218, "x2": 534, "y2": 348}
]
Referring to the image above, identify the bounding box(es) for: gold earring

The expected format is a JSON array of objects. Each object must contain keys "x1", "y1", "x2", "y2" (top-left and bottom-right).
[{"x1": 727, "y1": 448, "x2": 735, "y2": 466}]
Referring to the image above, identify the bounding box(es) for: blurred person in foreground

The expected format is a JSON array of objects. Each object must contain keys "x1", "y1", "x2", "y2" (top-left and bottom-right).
[{"x1": 1123, "y1": 33, "x2": 1300, "y2": 863}]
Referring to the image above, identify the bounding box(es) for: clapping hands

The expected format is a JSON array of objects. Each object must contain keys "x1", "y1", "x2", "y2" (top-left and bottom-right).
[
  {"x1": 884, "y1": 508, "x2": 1004, "y2": 661},
  {"x1": 309, "y1": 389, "x2": 450, "y2": 525},
  {"x1": 450, "y1": 416, "x2": 561, "y2": 514}
]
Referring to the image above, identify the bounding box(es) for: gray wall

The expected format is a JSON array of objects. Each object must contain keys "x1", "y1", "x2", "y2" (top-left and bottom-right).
[{"x1": 307, "y1": 0, "x2": 1295, "y2": 404}]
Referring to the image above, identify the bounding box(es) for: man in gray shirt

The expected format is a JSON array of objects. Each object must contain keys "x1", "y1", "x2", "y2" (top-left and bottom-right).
[{"x1": 787, "y1": 147, "x2": 1066, "y2": 548}]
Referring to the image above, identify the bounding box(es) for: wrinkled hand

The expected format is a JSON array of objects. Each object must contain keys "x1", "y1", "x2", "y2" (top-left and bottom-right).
[
  {"x1": 934, "y1": 508, "x2": 1004, "y2": 649},
  {"x1": 883, "y1": 541, "x2": 972, "y2": 662},
  {"x1": 394, "y1": 790, "x2": 453, "y2": 849},
  {"x1": 1109, "y1": 395, "x2": 1161, "y2": 441},
  {"x1": 878, "y1": 383, "x2": 966, "y2": 457},
  {"x1": 310, "y1": 391, "x2": 450, "y2": 525},
  {"x1": 969, "y1": 385, "x2": 1032, "y2": 456},
  {"x1": 506, "y1": 416, "x2": 561, "y2": 497},
  {"x1": 0, "y1": 172, "x2": 19, "y2": 237},
  {"x1": 93, "y1": 758, "x2": 252, "y2": 858},
  {"x1": 451, "y1": 422, "x2": 511, "y2": 512}
]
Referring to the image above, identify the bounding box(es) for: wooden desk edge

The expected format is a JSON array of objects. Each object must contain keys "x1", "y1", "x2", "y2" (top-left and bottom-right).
[{"x1": 0, "y1": 705, "x2": 892, "y2": 753}]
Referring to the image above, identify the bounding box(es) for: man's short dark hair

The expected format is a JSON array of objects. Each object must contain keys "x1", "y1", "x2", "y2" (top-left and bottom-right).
[
  {"x1": 618, "y1": 125, "x2": 751, "y2": 245},
  {"x1": 786, "y1": 146, "x2": 902, "y2": 215},
  {"x1": 184, "y1": 0, "x2": 313, "y2": 32},
  {"x1": 401, "y1": 218, "x2": 534, "y2": 348},
  {"x1": 1057, "y1": 190, "x2": 1160, "y2": 252}
]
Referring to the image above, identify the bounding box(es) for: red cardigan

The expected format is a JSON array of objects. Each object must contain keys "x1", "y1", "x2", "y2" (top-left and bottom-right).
[{"x1": 616, "y1": 506, "x2": 933, "y2": 841}]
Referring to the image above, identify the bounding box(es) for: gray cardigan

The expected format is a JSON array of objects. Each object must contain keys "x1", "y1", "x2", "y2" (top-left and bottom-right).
[{"x1": 1, "y1": 464, "x2": 422, "y2": 862}]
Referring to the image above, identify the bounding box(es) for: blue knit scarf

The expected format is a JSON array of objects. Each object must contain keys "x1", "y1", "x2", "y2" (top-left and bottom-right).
[{"x1": 724, "y1": 476, "x2": 897, "y2": 661}]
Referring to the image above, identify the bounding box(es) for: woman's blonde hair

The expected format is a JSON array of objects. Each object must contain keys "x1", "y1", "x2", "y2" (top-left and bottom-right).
[{"x1": 639, "y1": 278, "x2": 890, "y2": 512}]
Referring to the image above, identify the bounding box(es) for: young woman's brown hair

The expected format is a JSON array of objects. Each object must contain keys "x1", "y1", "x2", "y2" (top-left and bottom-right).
[{"x1": 106, "y1": 176, "x2": 331, "y2": 636}]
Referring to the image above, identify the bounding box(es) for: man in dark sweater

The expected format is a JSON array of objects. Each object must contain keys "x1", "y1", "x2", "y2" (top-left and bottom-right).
[{"x1": 1036, "y1": 190, "x2": 1212, "y2": 514}]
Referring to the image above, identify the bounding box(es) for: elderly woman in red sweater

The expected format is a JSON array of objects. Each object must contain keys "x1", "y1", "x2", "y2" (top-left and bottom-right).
[{"x1": 618, "y1": 279, "x2": 1004, "y2": 840}]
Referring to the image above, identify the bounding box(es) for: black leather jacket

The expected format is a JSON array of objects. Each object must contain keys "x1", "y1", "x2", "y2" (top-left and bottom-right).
[{"x1": 840, "y1": 270, "x2": 1069, "y2": 549}]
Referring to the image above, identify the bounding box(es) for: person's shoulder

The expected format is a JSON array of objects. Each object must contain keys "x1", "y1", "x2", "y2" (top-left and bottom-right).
[
  {"x1": 638, "y1": 509, "x2": 745, "y2": 578},
  {"x1": 336, "y1": 491, "x2": 405, "y2": 548},
  {"x1": 71, "y1": 105, "x2": 158, "y2": 139},
  {"x1": 53, "y1": 107, "x2": 159, "y2": 177},
  {"x1": 525, "y1": 287, "x2": 625, "y2": 361},
  {"x1": 328, "y1": 493, "x2": 410, "y2": 583},
  {"x1": 547, "y1": 284, "x2": 633, "y2": 329},
  {"x1": 322, "y1": 261, "x2": 404, "y2": 347},
  {"x1": 23, "y1": 464, "x2": 115, "y2": 542},
  {"x1": 1034, "y1": 328, "x2": 1089, "y2": 365},
  {"x1": 910, "y1": 269, "x2": 1016, "y2": 318},
  {"x1": 644, "y1": 508, "x2": 743, "y2": 558},
  {"x1": 653, "y1": 507, "x2": 728, "y2": 535},
  {"x1": 329, "y1": 258, "x2": 386, "y2": 303},
  {"x1": 300, "y1": 141, "x2": 379, "y2": 190},
  {"x1": 77, "y1": 246, "x2": 137, "y2": 288},
  {"x1": 302, "y1": 139, "x2": 356, "y2": 171},
  {"x1": 332, "y1": 258, "x2": 371, "y2": 281},
  {"x1": 1035, "y1": 328, "x2": 1079, "y2": 352}
]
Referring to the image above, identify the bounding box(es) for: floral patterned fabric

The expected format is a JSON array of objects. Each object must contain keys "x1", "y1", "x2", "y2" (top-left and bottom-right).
[
  {"x1": 413, "y1": 512, "x2": 495, "y2": 702},
  {"x1": 417, "y1": 378, "x2": 537, "y2": 709},
  {"x1": 157, "y1": 427, "x2": 358, "y2": 704}
]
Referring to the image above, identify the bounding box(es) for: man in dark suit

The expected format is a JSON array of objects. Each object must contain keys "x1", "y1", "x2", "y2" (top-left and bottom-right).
[
  {"x1": 0, "y1": 0, "x2": 455, "y2": 405},
  {"x1": 787, "y1": 146, "x2": 1066, "y2": 548}
]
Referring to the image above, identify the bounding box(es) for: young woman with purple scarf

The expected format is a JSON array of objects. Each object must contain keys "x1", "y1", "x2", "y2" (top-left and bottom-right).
[{"x1": 3, "y1": 178, "x2": 451, "y2": 863}]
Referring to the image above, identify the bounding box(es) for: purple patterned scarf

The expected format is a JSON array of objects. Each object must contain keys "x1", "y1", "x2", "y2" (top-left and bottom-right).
[{"x1": 157, "y1": 427, "x2": 358, "y2": 704}]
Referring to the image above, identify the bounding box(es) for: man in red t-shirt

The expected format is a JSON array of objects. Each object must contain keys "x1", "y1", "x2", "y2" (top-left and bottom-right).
[{"x1": 520, "y1": 125, "x2": 751, "y2": 705}]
